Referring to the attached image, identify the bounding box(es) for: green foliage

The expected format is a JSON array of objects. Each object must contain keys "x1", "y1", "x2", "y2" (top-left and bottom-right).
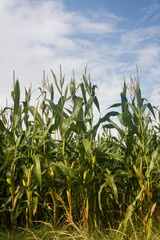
[{"x1": 0, "y1": 68, "x2": 160, "y2": 240}]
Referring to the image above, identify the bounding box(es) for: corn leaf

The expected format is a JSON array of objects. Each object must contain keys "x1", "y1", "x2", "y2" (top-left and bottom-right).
[
  {"x1": 13, "y1": 80, "x2": 20, "y2": 115},
  {"x1": 32, "y1": 154, "x2": 42, "y2": 189}
]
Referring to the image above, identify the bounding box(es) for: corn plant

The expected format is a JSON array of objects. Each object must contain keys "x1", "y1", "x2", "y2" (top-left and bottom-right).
[
  {"x1": 102, "y1": 72, "x2": 160, "y2": 235},
  {"x1": 0, "y1": 67, "x2": 159, "y2": 238}
]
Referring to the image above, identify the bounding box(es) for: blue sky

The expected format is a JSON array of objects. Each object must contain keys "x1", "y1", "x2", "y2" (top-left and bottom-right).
[{"x1": 0, "y1": 0, "x2": 160, "y2": 117}]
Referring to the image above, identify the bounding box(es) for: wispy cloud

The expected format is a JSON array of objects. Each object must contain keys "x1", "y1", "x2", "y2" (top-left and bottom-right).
[
  {"x1": 0, "y1": 0, "x2": 160, "y2": 116},
  {"x1": 137, "y1": 44, "x2": 160, "y2": 66},
  {"x1": 141, "y1": 1, "x2": 160, "y2": 22},
  {"x1": 150, "y1": 85, "x2": 160, "y2": 107}
]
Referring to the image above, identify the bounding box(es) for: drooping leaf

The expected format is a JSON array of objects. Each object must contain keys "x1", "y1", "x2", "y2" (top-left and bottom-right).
[
  {"x1": 147, "y1": 102, "x2": 156, "y2": 119},
  {"x1": 28, "y1": 106, "x2": 44, "y2": 127},
  {"x1": 98, "y1": 175, "x2": 118, "y2": 213},
  {"x1": 51, "y1": 69, "x2": 61, "y2": 95},
  {"x1": 100, "y1": 111, "x2": 119, "y2": 123},
  {"x1": 108, "y1": 103, "x2": 121, "y2": 109},
  {"x1": 93, "y1": 96, "x2": 100, "y2": 112},
  {"x1": 119, "y1": 189, "x2": 144, "y2": 233}
]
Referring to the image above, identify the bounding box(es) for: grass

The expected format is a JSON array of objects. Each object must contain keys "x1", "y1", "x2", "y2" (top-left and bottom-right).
[{"x1": 0, "y1": 220, "x2": 160, "y2": 240}]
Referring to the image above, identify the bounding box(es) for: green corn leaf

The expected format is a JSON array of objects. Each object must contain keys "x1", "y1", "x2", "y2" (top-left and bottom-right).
[
  {"x1": 133, "y1": 165, "x2": 143, "y2": 187},
  {"x1": 70, "y1": 80, "x2": 76, "y2": 98},
  {"x1": 61, "y1": 117, "x2": 72, "y2": 138},
  {"x1": 127, "y1": 102, "x2": 139, "y2": 119},
  {"x1": 85, "y1": 96, "x2": 94, "y2": 116},
  {"x1": 51, "y1": 69, "x2": 62, "y2": 95},
  {"x1": 136, "y1": 86, "x2": 142, "y2": 109},
  {"x1": 64, "y1": 85, "x2": 68, "y2": 102},
  {"x1": 0, "y1": 107, "x2": 12, "y2": 116},
  {"x1": 42, "y1": 120, "x2": 53, "y2": 140},
  {"x1": 67, "y1": 122, "x2": 77, "y2": 134},
  {"x1": 76, "y1": 120, "x2": 86, "y2": 133},
  {"x1": 120, "y1": 189, "x2": 144, "y2": 232},
  {"x1": 71, "y1": 97, "x2": 83, "y2": 119},
  {"x1": 50, "y1": 162, "x2": 79, "y2": 181},
  {"x1": 105, "y1": 174, "x2": 118, "y2": 202},
  {"x1": 49, "y1": 188, "x2": 69, "y2": 218},
  {"x1": 15, "y1": 133, "x2": 23, "y2": 149},
  {"x1": 140, "y1": 103, "x2": 148, "y2": 116},
  {"x1": 28, "y1": 106, "x2": 44, "y2": 127},
  {"x1": 13, "y1": 114, "x2": 20, "y2": 129},
  {"x1": 13, "y1": 80, "x2": 20, "y2": 115},
  {"x1": 94, "y1": 96, "x2": 100, "y2": 112},
  {"x1": 122, "y1": 80, "x2": 127, "y2": 95},
  {"x1": 146, "y1": 218, "x2": 152, "y2": 240},
  {"x1": 106, "y1": 152, "x2": 124, "y2": 162},
  {"x1": 45, "y1": 99, "x2": 62, "y2": 119},
  {"x1": 149, "y1": 147, "x2": 158, "y2": 174},
  {"x1": 82, "y1": 139, "x2": 90, "y2": 158},
  {"x1": 98, "y1": 182, "x2": 106, "y2": 212},
  {"x1": 121, "y1": 92, "x2": 128, "y2": 114},
  {"x1": 33, "y1": 196, "x2": 38, "y2": 216},
  {"x1": 13, "y1": 191, "x2": 23, "y2": 211},
  {"x1": 0, "y1": 119, "x2": 6, "y2": 132},
  {"x1": 118, "y1": 112, "x2": 133, "y2": 128},
  {"x1": 102, "y1": 123, "x2": 114, "y2": 129},
  {"x1": 108, "y1": 103, "x2": 121, "y2": 109},
  {"x1": 50, "y1": 83, "x2": 54, "y2": 101},
  {"x1": 98, "y1": 175, "x2": 118, "y2": 212},
  {"x1": 62, "y1": 75, "x2": 65, "y2": 88},
  {"x1": 147, "y1": 102, "x2": 156, "y2": 119},
  {"x1": 103, "y1": 119, "x2": 125, "y2": 137},
  {"x1": 80, "y1": 83, "x2": 87, "y2": 104},
  {"x1": 100, "y1": 111, "x2": 119, "y2": 122},
  {"x1": 61, "y1": 97, "x2": 83, "y2": 137},
  {"x1": 32, "y1": 154, "x2": 42, "y2": 189},
  {"x1": 119, "y1": 189, "x2": 144, "y2": 233}
]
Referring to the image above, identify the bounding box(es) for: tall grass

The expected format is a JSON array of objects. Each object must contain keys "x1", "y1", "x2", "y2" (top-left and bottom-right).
[{"x1": 0, "y1": 67, "x2": 159, "y2": 239}]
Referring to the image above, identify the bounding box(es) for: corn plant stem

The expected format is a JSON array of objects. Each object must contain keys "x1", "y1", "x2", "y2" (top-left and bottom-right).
[
  {"x1": 53, "y1": 198, "x2": 56, "y2": 228},
  {"x1": 41, "y1": 91, "x2": 46, "y2": 155},
  {"x1": 85, "y1": 197, "x2": 89, "y2": 231},
  {"x1": 63, "y1": 139, "x2": 73, "y2": 221},
  {"x1": 89, "y1": 108, "x2": 93, "y2": 147},
  {"x1": 93, "y1": 182, "x2": 98, "y2": 228},
  {"x1": 27, "y1": 167, "x2": 32, "y2": 228},
  {"x1": 140, "y1": 120, "x2": 151, "y2": 212}
]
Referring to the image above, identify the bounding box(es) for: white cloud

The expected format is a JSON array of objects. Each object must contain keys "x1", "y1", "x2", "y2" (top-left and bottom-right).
[
  {"x1": 76, "y1": 16, "x2": 117, "y2": 34},
  {"x1": 150, "y1": 85, "x2": 160, "y2": 107},
  {"x1": 141, "y1": 1, "x2": 160, "y2": 22},
  {"x1": 0, "y1": 0, "x2": 160, "y2": 119},
  {"x1": 120, "y1": 26, "x2": 160, "y2": 52},
  {"x1": 0, "y1": 0, "x2": 120, "y2": 101},
  {"x1": 137, "y1": 44, "x2": 160, "y2": 66}
]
